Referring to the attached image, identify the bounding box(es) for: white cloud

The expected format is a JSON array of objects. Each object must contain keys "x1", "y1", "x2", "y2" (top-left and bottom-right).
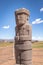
[
  {"x1": 37, "y1": 36, "x2": 43, "y2": 41},
  {"x1": 2, "y1": 25, "x2": 10, "y2": 29},
  {"x1": 40, "y1": 8, "x2": 43, "y2": 12},
  {"x1": 32, "y1": 37, "x2": 36, "y2": 40},
  {"x1": 32, "y1": 36, "x2": 43, "y2": 41},
  {"x1": 32, "y1": 18, "x2": 43, "y2": 24}
]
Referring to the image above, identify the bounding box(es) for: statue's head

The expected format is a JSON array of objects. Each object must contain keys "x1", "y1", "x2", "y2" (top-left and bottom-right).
[{"x1": 15, "y1": 8, "x2": 30, "y2": 26}]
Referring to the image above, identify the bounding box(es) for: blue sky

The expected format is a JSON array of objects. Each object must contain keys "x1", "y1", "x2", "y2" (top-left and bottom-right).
[{"x1": 0, "y1": 0, "x2": 43, "y2": 40}]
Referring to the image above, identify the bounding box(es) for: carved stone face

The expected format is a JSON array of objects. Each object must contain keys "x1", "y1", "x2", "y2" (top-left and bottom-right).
[{"x1": 16, "y1": 14, "x2": 28, "y2": 26}]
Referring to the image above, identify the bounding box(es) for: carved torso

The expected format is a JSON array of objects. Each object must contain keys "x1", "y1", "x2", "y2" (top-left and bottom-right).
[{"x1": 15, "y1": 23, "x2": 32, "y2": 42}]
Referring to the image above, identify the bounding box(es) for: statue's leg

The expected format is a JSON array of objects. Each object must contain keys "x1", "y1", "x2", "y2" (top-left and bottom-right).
[
  {"x1": 15, "y1": 48, "x2": 20, "y2": 64},
  {"x1": 20, "y1": 41, "x2": 32, "y2": 65}
]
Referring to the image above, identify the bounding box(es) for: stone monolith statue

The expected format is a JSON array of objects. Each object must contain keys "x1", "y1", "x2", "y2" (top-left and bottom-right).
[{"x1": 15, "y1": 8, "x2": 32, "y2": 65}]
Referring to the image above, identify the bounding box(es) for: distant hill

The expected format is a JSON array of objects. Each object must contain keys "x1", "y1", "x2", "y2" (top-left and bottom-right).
[
  {"x1": 0, "y1": 39, "x2": 14, "y2": 43},
  {"x1": 0, "y1": 39, "x2": 43, "y2": 43}
]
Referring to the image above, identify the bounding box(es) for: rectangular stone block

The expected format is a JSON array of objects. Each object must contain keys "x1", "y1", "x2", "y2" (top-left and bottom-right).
[
  {"x1": 15, "y1": 41, "x2": 32, "y2": 50},
  {"x1": 15, "y1": 64, "x2": 24, "y2": 65},
  {"x1": 21, "y1": 50, "x2": 32, "y2": 60},
  {"x1": 21, "y1": 60, "x2": 32, "y2": 65}
]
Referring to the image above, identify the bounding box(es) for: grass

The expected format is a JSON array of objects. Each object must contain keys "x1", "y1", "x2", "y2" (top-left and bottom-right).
[
  {"x1": 0, "y1": 42, "x2": 13, "y2": 47},
  {"x1": 0, "y1": 41, "x2": 43, "y2": 48},
  {"x1": 32, "y1": 41, "x2": 43, "y2": 48}
]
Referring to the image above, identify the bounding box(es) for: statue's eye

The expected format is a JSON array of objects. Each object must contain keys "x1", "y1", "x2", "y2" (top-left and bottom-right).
[{"x1": 17, "y1": 15, "x2": 22, "y2": 19}]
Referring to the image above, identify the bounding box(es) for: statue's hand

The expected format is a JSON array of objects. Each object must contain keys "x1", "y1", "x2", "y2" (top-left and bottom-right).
[{"x1": 15, "y1": 36, "x2": 19, "y2": 42}]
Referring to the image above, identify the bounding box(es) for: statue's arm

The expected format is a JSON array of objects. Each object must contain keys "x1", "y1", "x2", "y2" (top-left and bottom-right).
[
  {"x1": 26, "y1": 24, "x2": 32, "y2": 41},
  {"x1": 15, "y1": 26, "x2": 19, "y2": 42}
]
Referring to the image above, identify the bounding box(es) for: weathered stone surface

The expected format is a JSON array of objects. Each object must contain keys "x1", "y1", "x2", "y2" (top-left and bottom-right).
[
  {"x1": 15, "y1": 8, "x2": 32, "y2": 65},
  {"x1": 15, "y1": 24, "x2": 32, "y2": 41},
  {"x1": 15, "y1": 8, "x2": 30, "y2": 26},
  {"x1": 15, "y1": 24, "x2": 32, "y2": 36},
  {"x1": 15, "y1": 41, "x2": 32, "y2": 50},
  {"x1": 15, "y1": 8, "x2": 30, "y2": 16},
  {"x1": 21, "y1": 50, "x2": 32, "y2": 60},
  {"x1": 15, "y1": 35, "x2": 32, "y2": 41},
  {"x1": 19, "y1": 35, "x2": 32, "y2": 41},
  {"x1": 15, "y1": 64, "x2": 24, "y2": 65},
  {"x1": 15, "y1": 49, "x2": 21, "y2": 64},
  {"x1": 21, "y1": 60, "x2": 32, "y2": 65},
  {"x1": 15, "y1": 36, "x2": 19, "y2": 41}
]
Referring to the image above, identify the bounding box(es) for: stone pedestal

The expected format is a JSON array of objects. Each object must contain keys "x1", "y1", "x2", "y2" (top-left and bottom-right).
[{"x1": 15, "y1": 8, "x2": 32, "y2": 65}]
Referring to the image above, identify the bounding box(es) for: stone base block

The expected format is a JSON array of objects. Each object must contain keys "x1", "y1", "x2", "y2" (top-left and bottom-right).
[
  {"x1": 21, "y1": 60, "x2": 32, "y2": 65},
  {"x1": 15, "y1": 64, "x2": 24, "y2": 65}
]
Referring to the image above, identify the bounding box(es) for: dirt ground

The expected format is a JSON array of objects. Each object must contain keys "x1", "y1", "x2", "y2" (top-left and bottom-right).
[
  {"x1": 32, "y1": 48, "x2": 43, "y2": 65},
  {"x1": 0, "y1": 46, "x2": 43, "y2": 65}
]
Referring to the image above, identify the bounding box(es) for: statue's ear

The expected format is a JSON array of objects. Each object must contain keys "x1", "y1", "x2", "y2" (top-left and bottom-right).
[{"x1": 25, "y1": 15, "x2": 29, "y2": 21}]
